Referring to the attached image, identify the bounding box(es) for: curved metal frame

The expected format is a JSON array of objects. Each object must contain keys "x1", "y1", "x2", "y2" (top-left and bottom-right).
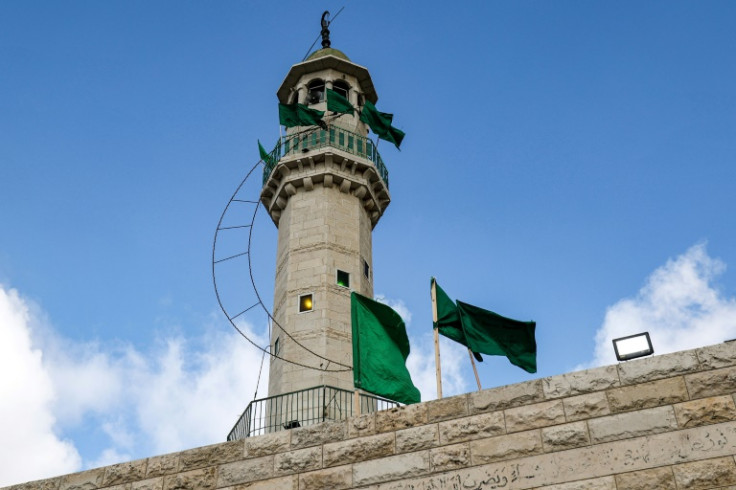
[{"x1": 212, "y1": 156, "x2": 351, "y2": 373}]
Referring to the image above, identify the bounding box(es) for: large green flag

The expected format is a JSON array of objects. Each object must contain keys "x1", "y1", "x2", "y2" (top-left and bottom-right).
[
  {"x1": 278, "y1": 103, "x2": 326, "y2": 128},
  {"x1": 359, "y1": 100, "x2": 405, "y2": 149},
  {"x1": 326, "y1": 88, "x2": 354, "y2": 115},
  {"x1": 432, "y1": 279, "x2": 537, "y2": 373},
  {"x1": 351, "y1": 292, "x2": 421, "y2": 405},
  {"x1": 432, "y1": 278, "x2": 483, "y2": 362},
  {"x1": 456, "y1": 301, "x2": 537, "y2": 373}
]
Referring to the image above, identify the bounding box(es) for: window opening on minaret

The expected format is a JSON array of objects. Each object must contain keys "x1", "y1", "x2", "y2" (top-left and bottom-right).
[
  {"x1": 333, "y1": 80, "x2": 349, "y2": 100},
  {"x1": 299, "y1": 293, "x2": 314, "y2": 312},
  {"x1": 363, "y1": 259, "x2": 370, "y2": 279},
  {"x1": 336, "y1": 270, "x2": 350, "y2": 288},
  {"x1": 307, "y1": 79, "x2": 325, "y2": 105},
  {"x1": 273, "y1": 337, "x2": 280, "y2": 355}
]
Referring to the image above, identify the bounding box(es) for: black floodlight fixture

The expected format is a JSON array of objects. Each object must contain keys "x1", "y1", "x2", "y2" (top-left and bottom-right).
[{"x1": 612, "y1": 332, "x2": 654, "y2": 361}]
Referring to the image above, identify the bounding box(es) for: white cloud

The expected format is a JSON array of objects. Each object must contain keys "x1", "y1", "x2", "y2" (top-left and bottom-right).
[
  {"x1": 0, "y1": 284, "x2": 268, "y2": 487},
  {"x1": 407, "y1": 336, "x2": 468, "y2": 401},
  {"x1": 588, "y1": 243, "x2": 736, "y2": 368},
  {"x1": 0, "y1": 286, "x2": 82, "y2": 486}
]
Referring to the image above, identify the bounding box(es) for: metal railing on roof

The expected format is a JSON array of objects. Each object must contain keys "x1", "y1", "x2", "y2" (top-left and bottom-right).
[
  {"x1": 227, "y1": 385, "x2": 399, "y2": 441},
  {"x1": 261, "y1": 127, "x2": 389, "y2": 189}
]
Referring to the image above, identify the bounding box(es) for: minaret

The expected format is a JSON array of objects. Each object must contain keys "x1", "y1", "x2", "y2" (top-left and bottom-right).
[{"x1": 260, "y1": 29, "x2": 390, "y2": 398}]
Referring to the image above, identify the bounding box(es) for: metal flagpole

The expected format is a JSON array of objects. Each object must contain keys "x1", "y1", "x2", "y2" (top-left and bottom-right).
[
  {"x1": 468, "y1": 349, "x2": 482, "y2": 391},
  {"x1": 431, "y1": 278, "x2": 443, "y2": 399}
]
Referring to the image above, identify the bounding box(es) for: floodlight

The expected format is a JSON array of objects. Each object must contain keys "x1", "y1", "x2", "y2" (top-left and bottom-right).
[{"x1": 612, "y1": 332, "x2": 654, "y2": 361}]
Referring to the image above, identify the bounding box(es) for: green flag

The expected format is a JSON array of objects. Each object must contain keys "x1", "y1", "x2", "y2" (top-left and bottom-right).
[
  {"x1": 456, "y1": 300, "x2": 537, "y2": 373},
  {"x1": 258, "y1": 140, "x2": 272, "y2": 164},
  {"x1": 432, "y1": 279, "x2": 536, "y2": 373},
  {"x1": 278, "y1": 103, "x2": 326, "y2": 128},
  {"x1": 326, "y1": 88, "x2": 354, "y2": 115},
  {"x1": 432, "y1": 278, "x2": 483, "y2": 362},
  {"x1": 359, "y1": 100, "x2": 405, "y2": 149},
  {"x1": 351, "y1": 292, "x2": 421, "y2": 405}
]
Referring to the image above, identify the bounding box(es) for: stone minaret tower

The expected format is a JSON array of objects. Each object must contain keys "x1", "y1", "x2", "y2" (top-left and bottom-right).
[{"x1": 260, "y1": 43, "x2": 390, "y2": 399}]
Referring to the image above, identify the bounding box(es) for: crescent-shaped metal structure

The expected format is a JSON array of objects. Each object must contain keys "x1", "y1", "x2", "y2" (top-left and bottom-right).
[{"x1": 211, "y1": 137, "x2": 351, "y2": 374}]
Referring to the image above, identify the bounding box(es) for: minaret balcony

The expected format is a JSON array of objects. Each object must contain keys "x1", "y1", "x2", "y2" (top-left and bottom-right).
[{"x1": 262, "y1": 126, "x2": 389, "y2": 189}]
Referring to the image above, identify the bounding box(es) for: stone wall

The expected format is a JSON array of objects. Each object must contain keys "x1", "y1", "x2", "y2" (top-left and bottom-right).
[{"x1": 8, "y1": 341, "x2": 736, "y2": 489}]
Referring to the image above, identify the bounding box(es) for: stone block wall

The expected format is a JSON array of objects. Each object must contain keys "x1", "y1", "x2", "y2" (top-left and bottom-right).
[{"x1": 8, "y1": 341, "x2": 736, "y2": 489}]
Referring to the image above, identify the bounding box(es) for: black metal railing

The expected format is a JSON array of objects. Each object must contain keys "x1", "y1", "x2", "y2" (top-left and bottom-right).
[
  {"x1": 261, "y1": 126, "x2": 389, "y2": 189},
  {"x1": 227, "y1": 385, "x2": 400, "y2": 441}
]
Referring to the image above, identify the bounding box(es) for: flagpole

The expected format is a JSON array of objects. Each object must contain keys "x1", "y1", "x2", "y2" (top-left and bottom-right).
[
  {"x1": 468, "y1": 348, "x2": 482, "y2": 391},
  {"x1": 431, "y1": 278, "x2": 443, "y2": 399}
]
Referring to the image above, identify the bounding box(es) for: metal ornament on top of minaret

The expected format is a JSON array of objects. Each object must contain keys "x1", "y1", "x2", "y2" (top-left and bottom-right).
[
  {"x1": 320, "y1": 10, "x2": 331, "y2": 49},
  {"x1": 261, "y1": 15, "x2": 391, "y2": 403}
]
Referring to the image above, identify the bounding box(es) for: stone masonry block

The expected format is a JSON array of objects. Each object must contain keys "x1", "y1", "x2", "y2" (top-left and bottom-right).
[
  {"x1": 469, "y1": 379, "x2": 544, "y2": 414},
  {"x1": 541, "y1": 421, "x2": 590, "y2": 452},
  {"x1": 396, "y1": 424, "x2": 439, "y2": 453},
  {"x1": 352, "y1": 451, "x2": 430, "y2": 487},
  {"x1": 606, "y1": 376, "x2": 689, "y2": 413},
  {"x1": 438, "y1": 411, "x2": 505, "y2": 445},
  {"x1": 685, "y1": 366, "x2": 736, "y2": 399},
  {"x1": 618, "y1": 350, "x2": 699, "y2": 385},
  {"x1": 469, "y1": 430, "x2": 543, "y2": 465},
  {"x1": 131, "y1": 478, "x2": 164, "y2": 490},
  {"x1": 217, "y1": 456, "x2": 274, "y2": 487},
  {"x1": 429, "y1": 443, "x2": 470, "y2": 472},
  {"x1": 536, "y1": 476, "x2": 616, "y2": 489},
  {"x1": 245, "y1": 430, "x2": 292, "y2": 458},
  {"x1": 587, "y1": 405, "x2": 677, "y2": 443},
  {"x1": 347, "y1": 413, "x2": 376, "y2": 438},
  {"x1": 375, "y1": 404, "x2": 427, "y2": 433},
  {"x1": 674, "y1": 395, "x2": 736, "y2": 428},
  {"x1": 426, "y1": 395, "x2": 468, "y2": 422},
  {"x1": 178, "y1": 440, "x2": 243, "y2": 472},
  {"x1": 697, "y1": 341, "x2": 736, "y2": 370},
  {"x1": 614, "y1": 466, "x2": 676, "y2": 490},
  {"x1": 162, "y1": 467, "x2": 216, "y2": 490},
  {"x1": 562, "y1": 392, "x2": 610, "y2": 422},
  {"x1": 59, "y1": 468, "x2": 105, "y2": 490},
  {"x1": 145, "y1": 454, "x2": 179, "y2": 478},
  {"x1": 505, "y1": 400, "x2": 566, "y2": 433},
  {"x1": 289, "y1": 420, "x2": 346, "y2": 450},
  {"x1": 672, "y1": 456, "x2": 736, "y2": 488},
  {"x1": 274, "y1": 446, "x2": 322, "y2": 476},
  {"x1": 230, "y1": 475, "x2": 298, "y2": 490},
  {"x1": 298, "y1": 466, "x2": 353, "y2": 490},
  {"x1": 8, "y1": 479, "x2": 62, "y2": 490},
  {"x1": 323, "y1": 433, "x2": 394, "y2": 468},
  {"x1": 102, "y1": 459, "x2": 147, "y2": 486},
  {"x1": 543, "y1": 365, "x2": 619, "y2": 399}
]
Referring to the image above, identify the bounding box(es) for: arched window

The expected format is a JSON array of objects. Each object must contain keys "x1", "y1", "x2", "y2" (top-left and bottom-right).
[
  {"x1": 307, "y1": 79, "x2": 325, "y2": 105},
  {"x1": 332, "y1": 80, "x2": 350, "y2": 100}
]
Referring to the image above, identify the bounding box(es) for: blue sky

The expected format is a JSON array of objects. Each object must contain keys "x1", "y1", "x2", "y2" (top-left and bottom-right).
[{"x1": 2, "y1": 1, "x2": 736, "y2": 485}]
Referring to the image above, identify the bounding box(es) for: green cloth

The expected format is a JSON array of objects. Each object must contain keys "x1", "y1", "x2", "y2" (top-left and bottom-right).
[
  {"x1": 359, "y1": 100, "x2": 405, "y2": 149},
  {"x1": 457, "y1": 301, "x2": 537, "y2": 373},
  {"x1": 326, "y1": 88, "x2": 354, "y2": 115},
  {"x1": 432, "y1": 279, "x2": 537, "y2": 373},
  {"x1": 432, "y1": 278, "x2": 483, "y2": 362},
  {"x1": 351, "y1": 292, "x2": 421, "y2": 405},
  {"x1": 258, "y1": 140, "x2": 272, "y2": 164},
  {"x1": 278, "y1": 103, "x2": 326, "y2": 128}
]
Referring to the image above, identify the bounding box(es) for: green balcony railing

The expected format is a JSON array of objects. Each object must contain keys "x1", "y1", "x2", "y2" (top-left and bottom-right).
[{"x1": 261, "y1": 126, "x2": 389, "y2": 189}]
